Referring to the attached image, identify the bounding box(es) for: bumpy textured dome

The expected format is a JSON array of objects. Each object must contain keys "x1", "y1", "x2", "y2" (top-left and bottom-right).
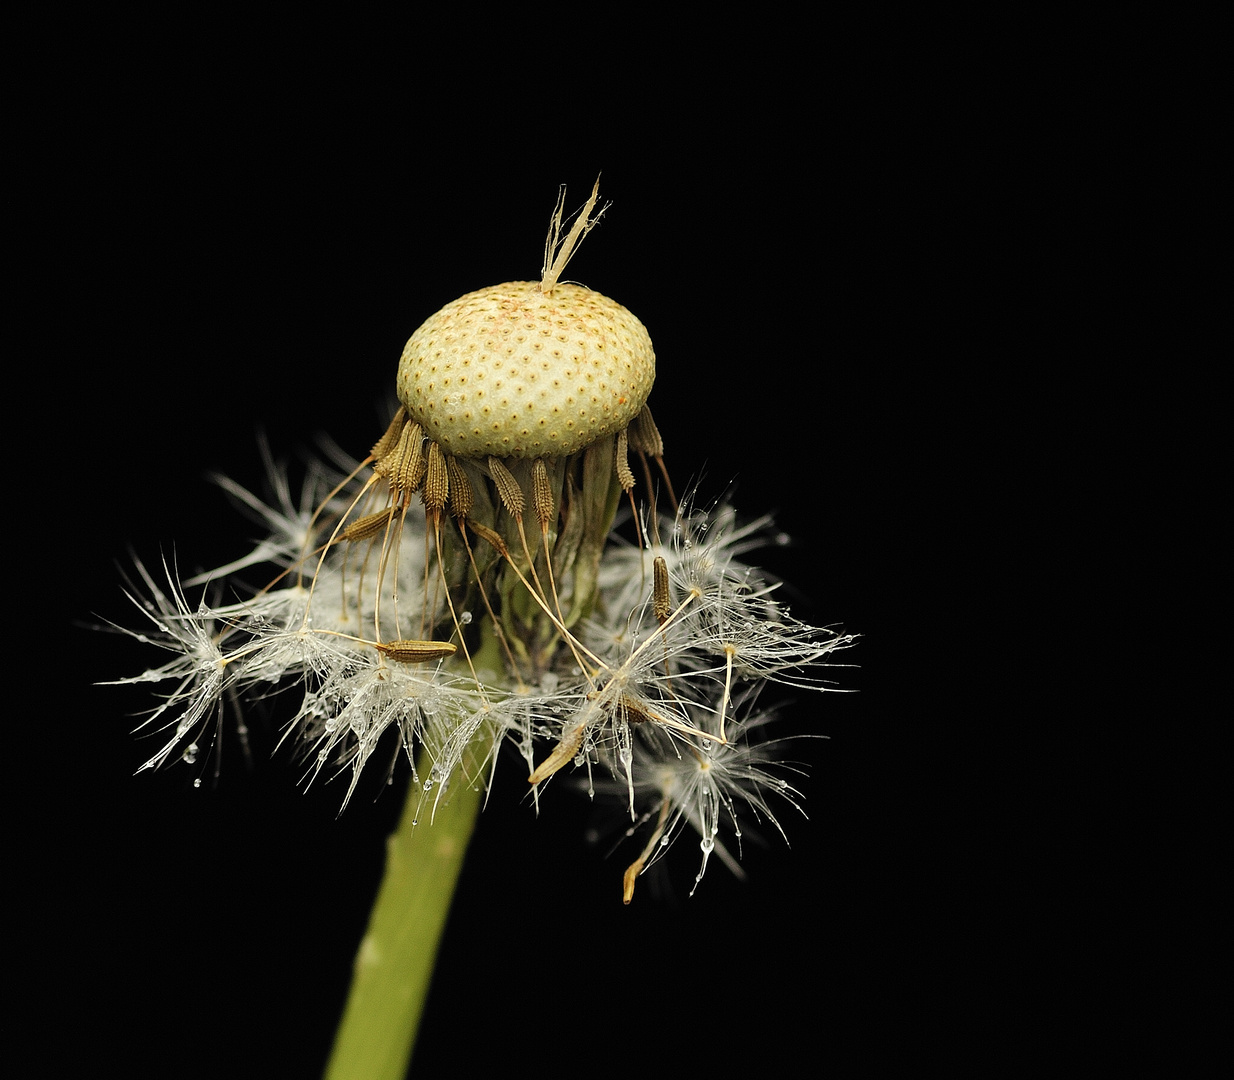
[{"x1": 396, "y1": 280, "x2": 655, "y2": 459}]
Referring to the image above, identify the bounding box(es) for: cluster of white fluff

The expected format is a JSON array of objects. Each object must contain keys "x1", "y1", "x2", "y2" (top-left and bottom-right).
[{"x1": 110, "y1": 445, "x2": 854, "y2": 895}]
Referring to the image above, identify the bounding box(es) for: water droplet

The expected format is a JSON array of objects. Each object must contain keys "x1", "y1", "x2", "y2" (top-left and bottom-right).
[
  {"x1": 181, "y1": 743, "x2": 199, "y2": 765},
  {"x1": 459, "y1": 610, "x2": 473, "y2": 625},
  {"x1": 192, "y1": 778, "x2": 202, "y2": 789}
]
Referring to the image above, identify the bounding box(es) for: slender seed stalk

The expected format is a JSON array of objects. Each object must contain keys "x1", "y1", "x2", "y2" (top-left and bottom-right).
[{"x1": 324, "y1": 745, "x2": 483, "y2": 1080}]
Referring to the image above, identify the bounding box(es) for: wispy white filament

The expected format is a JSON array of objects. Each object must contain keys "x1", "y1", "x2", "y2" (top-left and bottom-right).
[{"x1": 110, "y1": 454, "x2": 855, "y2": 895}]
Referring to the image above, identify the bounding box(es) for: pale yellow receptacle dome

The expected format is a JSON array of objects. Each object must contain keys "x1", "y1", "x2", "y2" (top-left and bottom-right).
[{"x1": 396, "y1": 280, "x2": 655, "y2": 460}]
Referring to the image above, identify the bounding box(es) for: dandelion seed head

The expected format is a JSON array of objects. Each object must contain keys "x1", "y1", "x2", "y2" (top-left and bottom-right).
[{"x1": 109, "y1": 182, "x2": 854, "y2": 901}]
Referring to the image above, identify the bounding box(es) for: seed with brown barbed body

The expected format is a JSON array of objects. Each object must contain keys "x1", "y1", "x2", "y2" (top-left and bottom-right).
[
  {"x1": 487, "y1": 456, "x2": 524, "y2": 517},
  {"x1": 422, "y1": 441, "x2": 449, "y2": 513},
  {"x1": 615, "y1": 427, "x2": 634, "y2": 492},
  {"x1": 629, "y1": 404, "x2": 664, "y2": 458},
  {"x1": 445, "y1": 456, "x2": 472, "y2": 519},
  {"x1": 466, "y1": 519, "x2": 509, "y2": 558},
  {"x1": 653, "y1": 556, "x2": 670, "y2": 623},
  {"x1": 527, "y1": 721, "x2": 586, "y2": 785},
  {"x1": 341, "y1": 508, "x2": 396, "y2": 543},
  {"x1": 376, "y1": 639, "x2": 457, "y2": 663},
  {"x1": 531, "y1": 458, "x2": 554, "y2": 530},
  {"x1": 370, "y1": 406, "x2": 407, "y2": 464}
]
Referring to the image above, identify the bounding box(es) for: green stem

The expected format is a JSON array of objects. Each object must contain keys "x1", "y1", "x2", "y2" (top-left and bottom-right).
[{"x1": 324, "y1": 749, "x2": 483, "y2": 1080}]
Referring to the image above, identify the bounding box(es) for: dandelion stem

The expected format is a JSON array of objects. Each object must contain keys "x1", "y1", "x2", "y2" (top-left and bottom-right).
[{"x1": 324, "y1": 746, "x2": 483, "y2": 1080}]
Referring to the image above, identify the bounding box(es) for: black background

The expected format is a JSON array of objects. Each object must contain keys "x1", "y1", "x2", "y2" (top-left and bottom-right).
[{"x1": 17, "y1": 22, "x2": 1128, "y2": 1078}]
